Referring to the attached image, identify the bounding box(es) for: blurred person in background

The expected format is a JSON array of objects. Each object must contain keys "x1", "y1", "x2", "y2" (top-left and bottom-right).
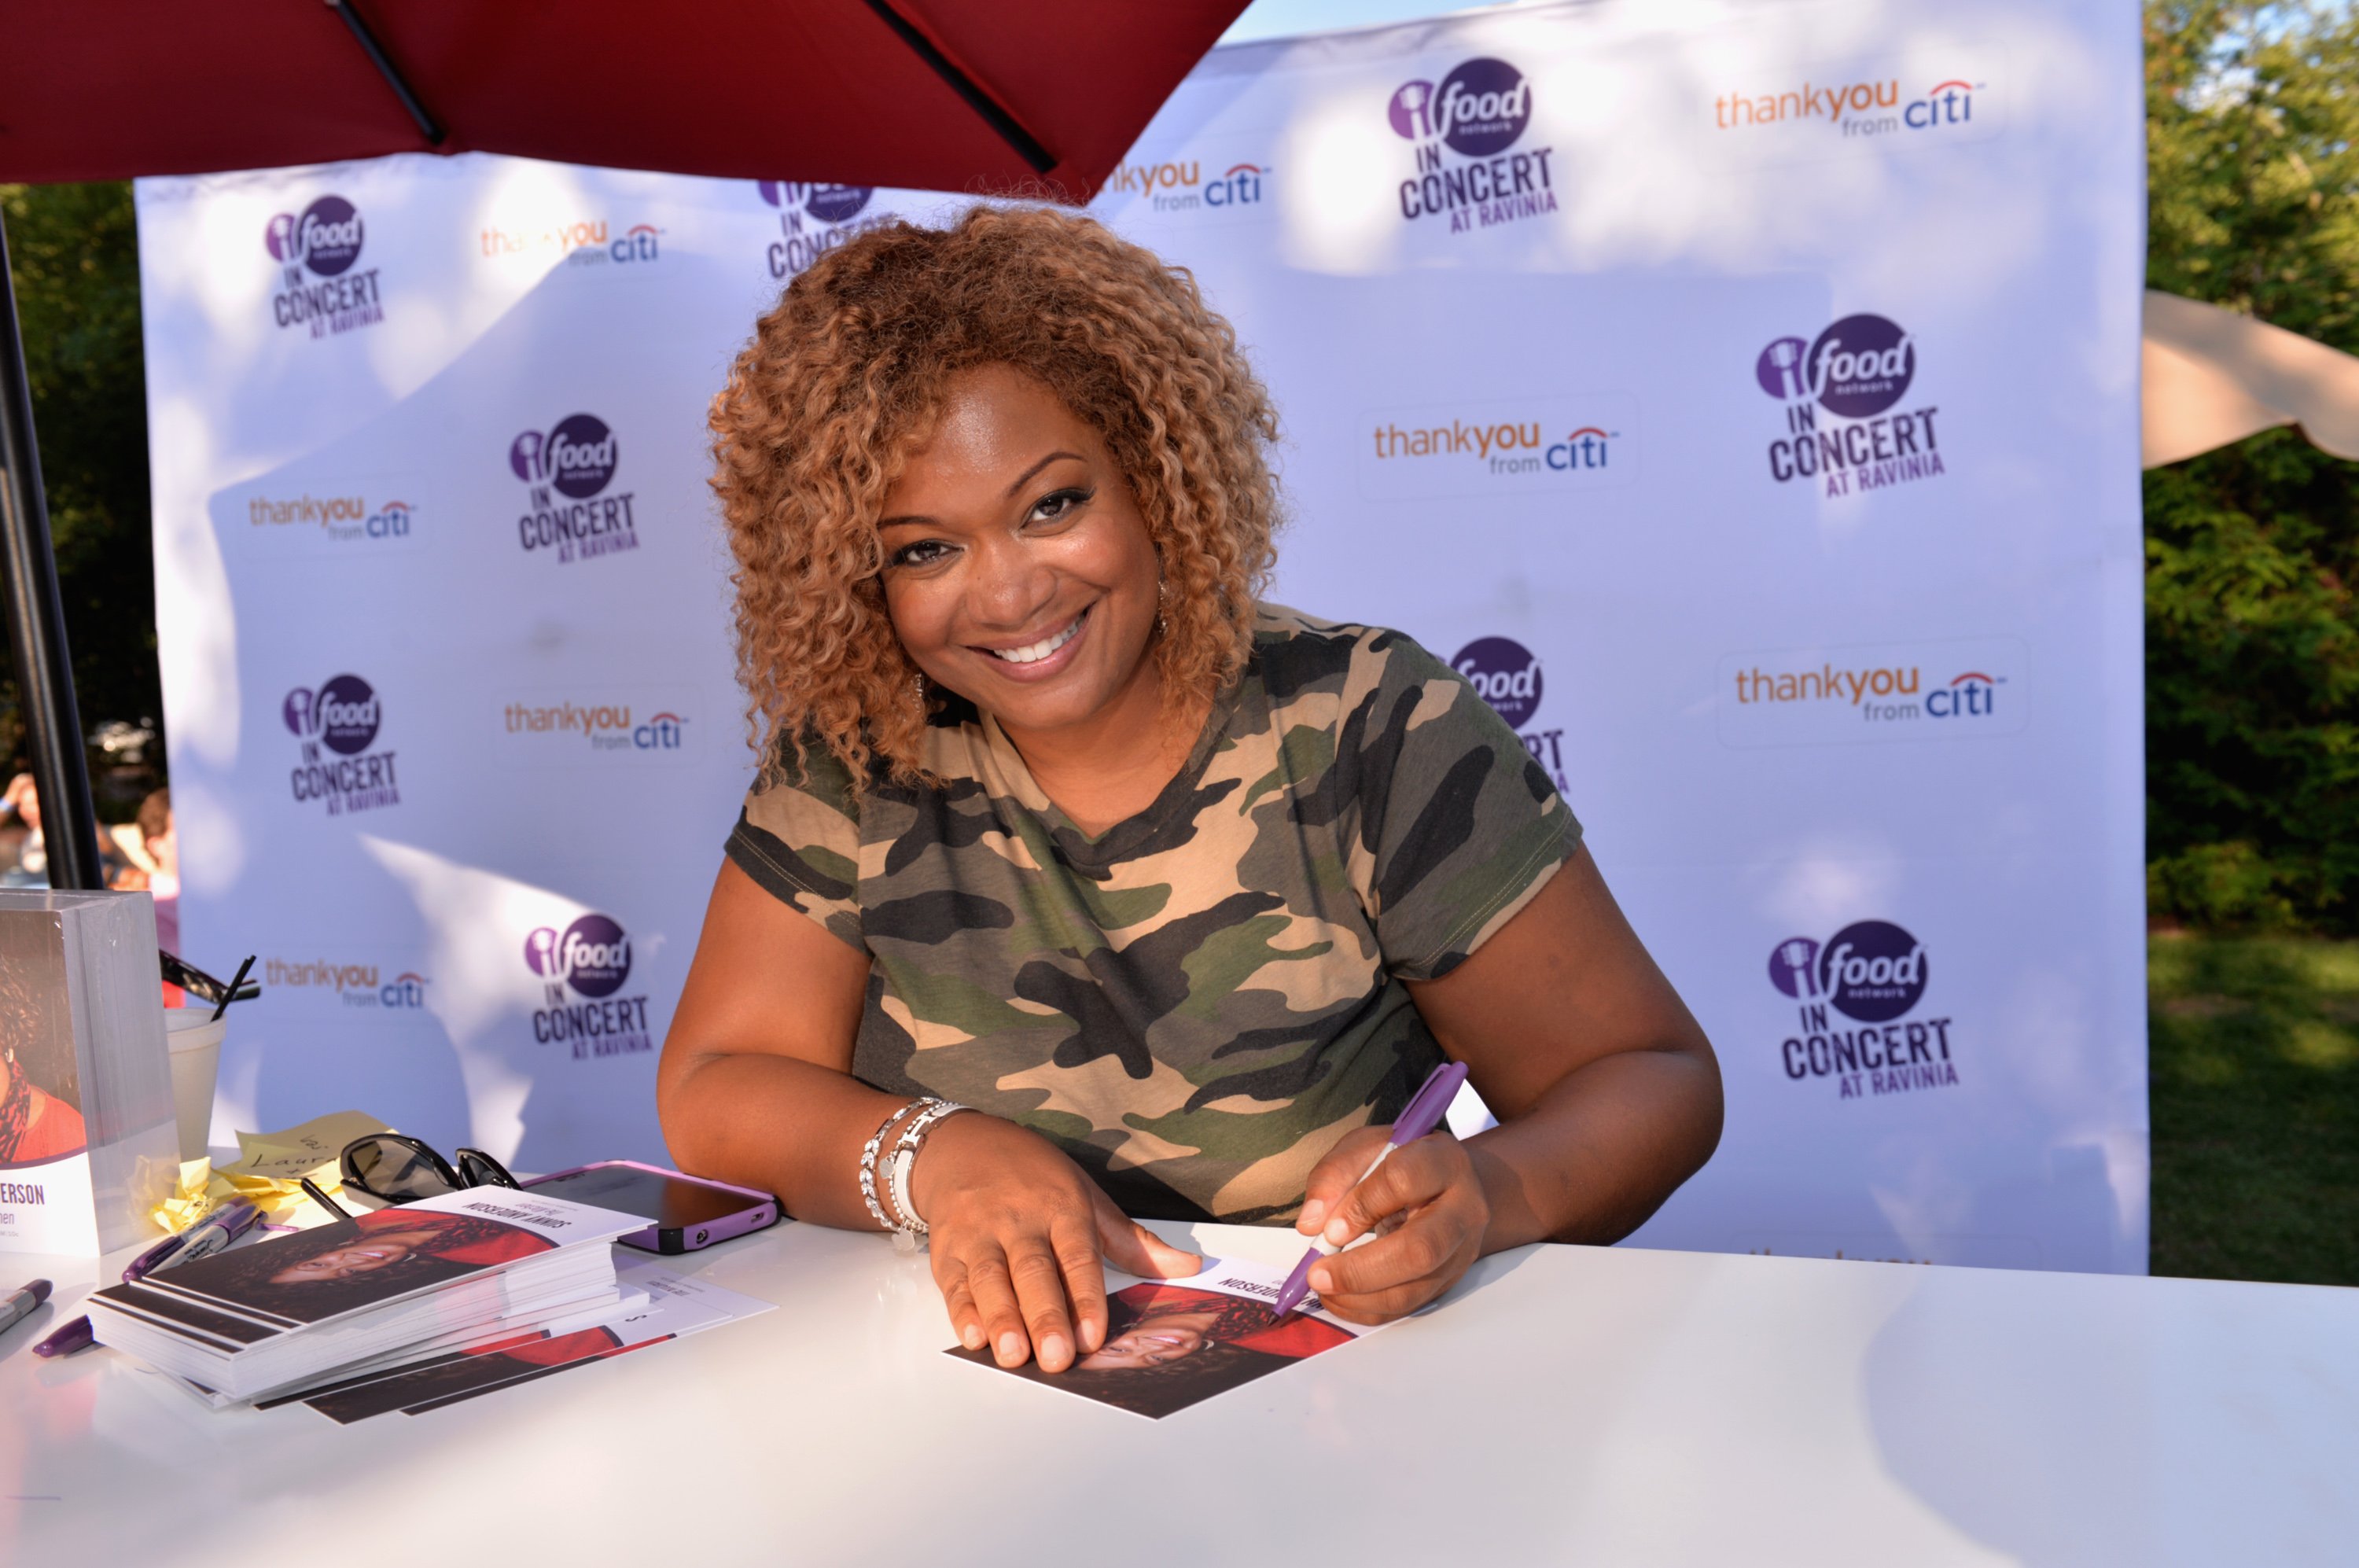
[
  {"x1": 2, "y1": 771, "x2": 45, "y2": 888},
  {"x1": 109, "y1": 787, "x2": 177, "y2": 953}
]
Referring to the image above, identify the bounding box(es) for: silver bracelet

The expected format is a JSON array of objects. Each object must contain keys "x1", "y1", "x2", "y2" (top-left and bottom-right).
[
  {"x1": 885, "y1": 1099, "x2": 972, "y2": 1253},
  {"x1": 858, "y1": 1100, "x2": 919, "y2": 1234}
]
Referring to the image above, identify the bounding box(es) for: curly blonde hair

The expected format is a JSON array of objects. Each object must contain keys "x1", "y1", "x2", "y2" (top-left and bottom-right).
[{"x1": 708, "y1": 204, "x2": 1283, "y2": 789}]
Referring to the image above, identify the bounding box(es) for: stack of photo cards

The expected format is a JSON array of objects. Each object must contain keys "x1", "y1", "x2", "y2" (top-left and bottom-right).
[
  {"x1": 277, "y1": 1257, "x2": 775, "y2": 1423},
  {"x1": 87, "y1": 1187, "x2": 643, "y2": 1401},
  {"x1": 944, "y1": 1257, "x2": 1385, "y2": 1419}
]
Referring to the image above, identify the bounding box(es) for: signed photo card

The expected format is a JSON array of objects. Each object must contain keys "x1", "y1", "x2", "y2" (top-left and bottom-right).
[{"x1": 944, "y1": 1257, "x2": 1378, "y2": 1419}]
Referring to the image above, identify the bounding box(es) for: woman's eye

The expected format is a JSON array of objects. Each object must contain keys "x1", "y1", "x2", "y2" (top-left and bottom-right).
[
  {"x1": 1029, "y1": 486, "x2": 1093, "y2": 525},
  {"x1": 889, "y1": 539, "x2": 953, "y2": 569}
]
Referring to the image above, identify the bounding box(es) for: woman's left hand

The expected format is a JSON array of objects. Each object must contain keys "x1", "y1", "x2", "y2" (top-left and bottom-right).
[{"x1": 1294, "y1": 1127, "x2": 1489, "y2": 1323}]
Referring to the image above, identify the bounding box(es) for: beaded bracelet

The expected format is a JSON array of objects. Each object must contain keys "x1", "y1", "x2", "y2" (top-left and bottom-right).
[
  {"x1": 885, "y1": 1098, "x2": 973, "y2": 1253},
  {"x1": 858, "y1": 1099, "x2": 919, "y2": 1235}
]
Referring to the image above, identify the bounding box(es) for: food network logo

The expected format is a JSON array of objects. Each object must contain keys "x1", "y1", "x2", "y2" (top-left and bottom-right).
[
  {"x1": 282, "y1": 674, "x2": 400, "y2": 817},
  {"x1": 510, "y1": 414, "x2": 639, "y2": 564},
  {"x1": 1716, "y1": 73, "x2": 1988, "y2": 142},
  {"x1": 480, "y1": 217, "x2": 663, "y2": 267},
  {"x1": 525, "y1": 914, "x2": 652, "y2": 1060},
  {"x1": 1455, "y1": 636, "x2": 1566, "y2": 793},
  {"x1": 1716, "y1": 639, "x2": 2025, "y2": 749},
  {"x1": 760, "y1": 182, "x2": 895, "y2": 279},
  {"x1": 1754, "y1": 313, "x2": 1947, "y2": 496},
  {"x1": 263, "y1": 958, "x2": 429, "y2": 1011},
  {"x1": 265, "y1": 194, "x2": 385, "y2": 339},
  {"x1": 502, "y1": 699, "x2": 689, "y2": 756},
  {"x1": 1359, "y1": 396, "x2": 1636, "y2": 501},
  {"x1": 247, "y1": 491, "x2": 416, "y2": 546},
  {"x1": 1389, "y1": 57, "x2": 1558, "y2": 234},
  {"x1": 1766, "y1": 921, "x2": 1959, "y2": 1102},
  {"x1": 1099, "y1": 157, "x2": 1271, "y2": 219}
]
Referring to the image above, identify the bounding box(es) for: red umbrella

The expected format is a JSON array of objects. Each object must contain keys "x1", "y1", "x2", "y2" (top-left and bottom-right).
[{"x1": 0, "y1": 0, "x2": 1249, "y2": 889}]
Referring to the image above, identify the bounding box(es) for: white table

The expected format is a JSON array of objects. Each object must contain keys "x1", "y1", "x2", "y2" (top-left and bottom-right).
[{"x1": 3, "y1": 1220, "x2": 2354, "y2": 1566}]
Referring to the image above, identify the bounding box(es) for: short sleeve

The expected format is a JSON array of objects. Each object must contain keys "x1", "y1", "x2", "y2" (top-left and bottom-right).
[
  {"x1": 723, "y1": 735, "x2": 867, "y2": 951},
  {"x1": 1345, "y1": 634, "x2": 1581, "y2": 981}
]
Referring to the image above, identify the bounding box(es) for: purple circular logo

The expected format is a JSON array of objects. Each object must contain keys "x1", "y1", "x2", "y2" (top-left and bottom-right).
[
  {"x1": 282, "y1": 674, "x2": 380, "y2": 756},
  {"x1": 266, "y1": 195, "x2": 365, "y2": 278},
  {"x1": 1754, "y1": 336, "x2": 1810, "y2": 400},
  {"x1": 1765, "y1": 937, "x2": 1821, "y2": 998},
  {"x1": 1433, "y1": 58, "x2": 1532, "y2": 156},
  {"x1": 1805, "y1": 315, "x2": 1915, "y2": 418},
  {"x1": 1452, "y1": 636, "x2": 1544, "y2": 729},
  {"x1": 1817, "y1": 920, "x2": 1927, "y2": 1022},
  {"x1": 526, "y1": 913, "x2": 632, "y2": 999},
  {"x1": 1387, "y1": 79, "x2": 1437, "y2": 140},
  {"x1": 510, "y1": 414, "x2": 618, "y2": 499},
  {"x1": 756, "y1": 182, "x2": 874, "y2": 225}
]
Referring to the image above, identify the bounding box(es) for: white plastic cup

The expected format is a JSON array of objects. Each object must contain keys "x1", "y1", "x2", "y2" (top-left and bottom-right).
[{"x1": 162, "y1": 1007, "x2": 228, "y2": 1161}]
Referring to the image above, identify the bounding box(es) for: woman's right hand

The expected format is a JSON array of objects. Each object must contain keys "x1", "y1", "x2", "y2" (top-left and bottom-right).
[{"x1": 909, "y1": 1111, "x2": 1201, "y2": 1374}]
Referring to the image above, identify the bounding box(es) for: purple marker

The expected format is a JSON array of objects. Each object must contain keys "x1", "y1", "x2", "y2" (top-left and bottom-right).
[{"x1": 1269, "y1": 1058, "x2": 1470, "y2": 1319}]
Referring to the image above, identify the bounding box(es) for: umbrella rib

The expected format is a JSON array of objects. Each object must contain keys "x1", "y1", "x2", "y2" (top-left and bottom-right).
[
  {"x1": 861, "y1": 0, "x2": 1057, "y2": 175},
  {"x1": 328, "y1": 0, "x2": 447, "y2": 148}
]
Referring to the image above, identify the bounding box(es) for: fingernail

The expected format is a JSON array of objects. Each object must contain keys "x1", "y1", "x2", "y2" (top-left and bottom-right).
[
  {"x1": 1299, "y1": 1199, "x2": 1327, "y2": 1232},
  {"x1": 997, "y1": 1331, "x2": 1025, "y2": 1364},
  {"x1": 1309, "y1": 1266, "x2": 1333, "y2": 1293},
  {"x1": 1040, "y1": 1333, "x2": 1070, "y2": 1368},
  {"x1": 1080, "y1": 1320, "x2": 1104, "y2": 1353},
  {"x1": 962, "y1": 1323, "x2": 984, "y2": 1350},
  {"x1": 1324, "y1": 1216, "x2": 1351, "y2": 1246}
]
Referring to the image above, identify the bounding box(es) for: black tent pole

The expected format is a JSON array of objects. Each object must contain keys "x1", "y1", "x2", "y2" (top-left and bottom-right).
[{"x1": 0, "y1": 208, "x2": 104, "y2": 893}]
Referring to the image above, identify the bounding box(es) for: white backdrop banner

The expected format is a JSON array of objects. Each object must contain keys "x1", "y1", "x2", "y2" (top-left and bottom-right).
[{"x1": 141, "y1": 0, "x2": 2147, "y2": 1271}]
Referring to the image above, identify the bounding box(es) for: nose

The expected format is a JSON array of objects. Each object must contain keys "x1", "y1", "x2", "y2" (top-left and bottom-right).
[{"x1": 963, "y1": 531, "x2": 1060, "y2": 634}]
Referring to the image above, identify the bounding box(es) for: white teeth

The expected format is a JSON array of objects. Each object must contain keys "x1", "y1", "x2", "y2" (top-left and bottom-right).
[{"x1": 990, "y1": 614, "x2": 1082, "y2": 664}]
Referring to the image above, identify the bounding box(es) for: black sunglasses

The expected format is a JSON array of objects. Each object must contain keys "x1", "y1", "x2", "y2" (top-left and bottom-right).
[{"x1": 340, "y1": 1134, "x2": 522, "y2": 1204}]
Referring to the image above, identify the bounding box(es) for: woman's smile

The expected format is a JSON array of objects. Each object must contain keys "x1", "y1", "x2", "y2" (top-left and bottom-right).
[{"x1": 973, "y1": 605, "x2": 1090, "y2": 679}]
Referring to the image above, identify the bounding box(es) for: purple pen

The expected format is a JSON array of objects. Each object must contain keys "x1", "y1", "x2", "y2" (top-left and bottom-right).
[
  {"x1": 35, "y1": 1201, "x2": 263, "y2": 1360},
  {"x1": 1270, "y1": 1058, "x2": 1470, "y2": 1318}
]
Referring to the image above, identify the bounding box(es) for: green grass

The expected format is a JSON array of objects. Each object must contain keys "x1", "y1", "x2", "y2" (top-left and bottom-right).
[{"x1": 2149, "y1": 933, "x2": 2359, "y2": 1286}]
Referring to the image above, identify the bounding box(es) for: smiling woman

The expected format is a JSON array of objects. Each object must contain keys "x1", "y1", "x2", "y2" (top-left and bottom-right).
[{"x1": 661, "y1": 204, "x2": 1723, "y2": 1378}]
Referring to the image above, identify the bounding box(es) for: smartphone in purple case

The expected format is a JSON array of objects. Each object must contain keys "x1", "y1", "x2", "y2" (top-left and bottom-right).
[{"x1": 522, "y1": 1160, "x2": 780, "y2": 1254}]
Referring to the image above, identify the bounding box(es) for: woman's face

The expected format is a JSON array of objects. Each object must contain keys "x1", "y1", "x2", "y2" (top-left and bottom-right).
[
  {"x1": 270, "y1": 1226, "x2": 436, "y2": 1284},
  {"x1": 1076, "y1": 1308, "x2": 1220, "y2": 1370},
  {"x1": 877, "y1": 366, "x2": 1163, "y2": 743}
]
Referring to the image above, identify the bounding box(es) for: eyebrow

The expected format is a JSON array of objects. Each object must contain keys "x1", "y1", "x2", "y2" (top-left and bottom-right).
[{"x1": 877, "y1": 449, "x2": 1087, "y2": 532}]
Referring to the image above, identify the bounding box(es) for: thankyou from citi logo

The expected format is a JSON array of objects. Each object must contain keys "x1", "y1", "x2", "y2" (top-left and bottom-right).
[
  {"x1": 1454, "y1": 635, "x2": 1567, "y2": 794},
  {"x1": 282, "y1": 674, "x2": 399, "y2": 816},
  {"x1": 1359, "y1": 396, "x2": 1636, "y2": 502},
  {"x1": 1715, "y1": 639, "x2": 2026, "y2": 749},
  {"x1": 760, "y1": 182, "x2": 892, "y2": 279},
  {"x1": 1754, "y1": 313, "x2": 1947, "y2": 497},
  {"x1": 247, "y1": 491, "x2": 416, "y2": 547},
  {"x1": 525, "y1": 914, "x2": 652, "y2": 1060},
  {"x1": 500, "y1": 696, "x2": 690, "y2": 763},
  {"x1": 1765, "y1": 921, "x2": 1960, "y2": 1102},
  {"x1": 1388, "y1": 57, "x2": 1558, "y2": 234},
  {"x1": 480, "y1": 216, "x2": 662, "y2": 267},
  {"x1": 1715, "y1": 72, "x2": 1992, "y2": 144},
  {"x1": 1099, "y1": 158, "x2": 1271, "y2": 219},
  {"x1": 265, "y1": 194, "x2": 385, "y2": 339},
  {"x1": 263, "y1": 958, "x2": 429, "y2": 1012},
  {"x1": 510, "y1": 413, "x2": 638, "y2": 564}
]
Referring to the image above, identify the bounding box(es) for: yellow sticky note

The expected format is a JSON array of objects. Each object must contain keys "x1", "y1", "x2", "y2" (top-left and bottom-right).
[{"x1": 221, "y1": 1110, "x2": 394, "y2": 1183}]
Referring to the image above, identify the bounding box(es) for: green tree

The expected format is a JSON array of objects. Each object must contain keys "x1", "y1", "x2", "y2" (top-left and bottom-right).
[
  {"x1": 2144, "y1": 2, "x2": 2359, "y2": 929},
  {"x1": 0, "y1": 179, "x2": 156, "y2": 800}
]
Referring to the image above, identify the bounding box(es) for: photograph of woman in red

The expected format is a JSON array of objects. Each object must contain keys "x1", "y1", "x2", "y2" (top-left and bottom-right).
[
  {"x1": 961, "y1": 1280, "x2": 1355, "y2": 1419},
  {"x1": 0, "y1": 919, "x2": 88, "y2": 1169}
]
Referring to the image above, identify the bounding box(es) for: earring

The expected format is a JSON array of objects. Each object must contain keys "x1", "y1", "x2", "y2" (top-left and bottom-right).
[
  {"x1": 912, "y1": 672, "x2": 926, "y2": 698},
  {"x1": 1157, "y1": 579, "x2": 1169, "y2": 635}
]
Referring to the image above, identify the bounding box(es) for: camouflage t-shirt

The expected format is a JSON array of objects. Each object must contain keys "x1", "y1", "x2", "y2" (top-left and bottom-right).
[{"x1": 725, "y1": 605, "x2": 1580, "y2": 1224}]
